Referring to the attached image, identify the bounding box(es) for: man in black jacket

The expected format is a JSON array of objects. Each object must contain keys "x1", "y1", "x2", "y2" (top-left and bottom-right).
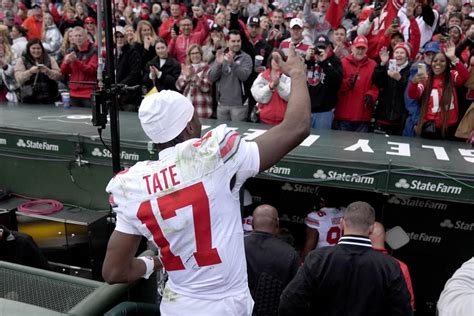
[
  {"x1": 115, "y1": 26, "x2": 142, "y2": 112},
  {"x1": 279, "y1": 201, "x2": 413, "y2": 316},
  {"x1": 245, "y1": 204, "x2": 299, "y2": 316},
  {"x1": 306, "y1": 35, "x2": 343, "y2": 129}
]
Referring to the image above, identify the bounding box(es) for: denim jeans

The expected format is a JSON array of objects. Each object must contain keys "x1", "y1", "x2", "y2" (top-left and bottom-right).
[
  {"x1": 333, "y1": 120, "x2": 370, "y2": 133},
  {"x1": 311, "y1": 110, "x2": 334, "y2": 129}
]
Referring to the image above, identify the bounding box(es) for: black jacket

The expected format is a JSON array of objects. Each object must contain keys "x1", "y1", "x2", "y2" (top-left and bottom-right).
[
  {"x1": 307, "y1": 53, "x2": 343, "y2": 113},
  {"x1": 245, "y1": 231, "x2": 299, "y2": 316},
  {"x1": 133, "y1": 42, "x2": 157, "y2": 69},
  {"x1": 116, "y1": 43, "x2": 142, "y2": 109},
  {"x1": 0, "y1": 225, "x2": 50, "y2": 270},
  {"x1": 143, "y1": 56, "x2": 181, "y2": 92},
  {"x1": 372, "y1": 63, "x2": 411, "y2": 131},
  {"x1": 280, "y1": 235, "x2": 413, "y2": 316}
]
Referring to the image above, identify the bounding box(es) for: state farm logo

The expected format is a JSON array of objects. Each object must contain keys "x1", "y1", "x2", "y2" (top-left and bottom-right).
[
  {"x1": 395, "y1": 178, "x2": 462, "y2": 195},
  {"x1": 440, "y1": 219, "x2": 454, "y2": 228},
  {"x1": 313, "y1": 169, "x2": 327, "y2": 179},
  {"x1": 281, "y1": 183, "x2": 318, "y2": 194},
  {"x1": 313, "y1": 169, "x2": 374, "y2": 185},
  {"x1": 440, "y1": 219, "x2": 474, "y2": 231},
  {"x1": 91, "y1": 147, "x2": 140, "y2": 161},
  {"x1": 395, "y1": 179, "x2": 410, "y2": 189},
  {"x1": 0, "y1": 138, "x2": 6, "y2": 145},
  {"x1": 17, "y1": 139, "x2": 26, "y2": 147},
  {"x1": 16, "y1": 139, "x2": 59, "y2": 151},
  {"x1": 407, "y1": 231, "x2": 442, "y2": 243},
  {"x1": 387, "y1": 195, "x2": 448, "y2": 210}
]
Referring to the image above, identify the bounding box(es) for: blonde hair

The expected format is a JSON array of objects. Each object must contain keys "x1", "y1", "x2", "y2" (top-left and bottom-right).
[
  {"x1": 124, "y1": 24, "x2": 135, "y2": 43},
  {"x1": 186, "y1": 44, "x2": 203, "y2": 64},
  {"x1": 134, "y1": 20, "x2": 157, "y2": 44},
  {"x1": 60, "y1": 28, "x2": 73, "y2": 55}
]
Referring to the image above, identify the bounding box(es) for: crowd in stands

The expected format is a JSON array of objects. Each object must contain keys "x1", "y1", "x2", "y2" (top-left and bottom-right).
[{"x1": 0, "y1": 0, "x2": 473, "y2": 141}]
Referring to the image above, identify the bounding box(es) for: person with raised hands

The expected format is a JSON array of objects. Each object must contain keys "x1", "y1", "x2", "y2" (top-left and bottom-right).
[
  {"x1": 407, "y1": 41, "x2": 470, "y2": 139},
  {"x1": 102, "y1": 43, "x2": 310, "y2": 316}
]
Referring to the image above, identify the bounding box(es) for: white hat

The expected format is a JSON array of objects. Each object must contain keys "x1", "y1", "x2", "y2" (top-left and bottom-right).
[
  {"x1": 138, "y1": 90, "x2": 194, "y2": 144},
  {"x1": 289, "y1": 18, "x2": 303, "y2": 28},
  {"x1": 114, "y1": 26, "x2": 125, "y2": 35}
]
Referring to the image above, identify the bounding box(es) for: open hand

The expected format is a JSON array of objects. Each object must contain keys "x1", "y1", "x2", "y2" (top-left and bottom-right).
[{"x1": 273, "y1": 43, "x2": 306, "y2": 77}]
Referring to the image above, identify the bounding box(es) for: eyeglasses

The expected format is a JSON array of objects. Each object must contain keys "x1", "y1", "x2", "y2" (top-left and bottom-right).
[{"x1": 115, "y1": 34, "x2": 124, "y2": 38}]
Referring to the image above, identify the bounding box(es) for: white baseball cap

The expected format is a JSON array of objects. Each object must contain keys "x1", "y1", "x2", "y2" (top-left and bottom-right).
[
  {"x1": 138, "y1": 90, "x2": 194, "y2": 144},
  {"x1": 289, "y1": 18, "x2": 304, "y2": 28}
]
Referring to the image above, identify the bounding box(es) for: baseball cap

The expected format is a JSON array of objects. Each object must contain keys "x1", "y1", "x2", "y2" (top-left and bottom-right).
[
  {"x1": 31, "y1": 3, "x2": 41, "y2": 9},
  {"x1": 284, "y1": 12, "x2": 295, "y2": 19},
  {"x1": 462, "y1": 0, "x2": 471, "y2": 6},
  {"x1": 422, "y1": 41, "x2": 441, "y2": 54},
  {"x1": 139, "y1": 90, "x2": 195, "y2": 144},
  {"x1": 247, "y1": 16, "x2": 260, "y2": 26},
  {"x1": 84, "y1": 16, "x2": 96, "y2": 24},
  {"x1": 315, "y1": 34, "x2": 331, "y2": 48},
  {"x1": 114, "y1": 26, "x2": 125, "y2": 35},
  {"x1": 141, "y1": 3, "x2": 150, "y2": 9},
  {"x1": 353, "y1": 35, "x2": 368, "y2": 48},
  {"x1": 211, "y1": 23, "x2": 223, "y2": 32},
  {"x1": 289, "y1": 18, "x2": 303, "y2": 28}
]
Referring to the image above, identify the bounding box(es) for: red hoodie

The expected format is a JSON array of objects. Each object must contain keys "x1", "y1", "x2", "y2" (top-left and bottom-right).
[
  {"x1": 407, "y1": 61, "x2": 469, "y2": 128},
  {"x1": 60, "y1": 42, "x2": 98, "y2": 99},
  {"x1": 335, "y1": 55, "x2": 379, "y2": 122}
]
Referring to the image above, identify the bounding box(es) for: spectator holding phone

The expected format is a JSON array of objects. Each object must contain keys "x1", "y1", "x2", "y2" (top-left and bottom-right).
[
  {"x1": 202, "y1": 24, "x2": 226, "y2": 63},
  {"x1": 158, "y1": 3, "x2": 182, "y2": 44},
  {"x1": 143, "y1": 38, "x2": 181, "y2": 92},
  {"x1": 306, "y1": 35, "x2": 343, "y2": 129},
  {"x1": 334, "y1": 35, "x2": 379, "y2": 132},
  {"x1": 407, "y1": 41, "x2": 469, "y2": 139},
  {"x1": 372, "y1": 43, "x2": 412, "y2": 135},
  {"x1": 176, "y1": 44, "x2": 213, "y2": 118},
  {"x1": 169, "y1": 15, "x2": 210, "y2": 64},
  {"x1": 15, "y1": 38, "x2": 62, "y2": 104}
]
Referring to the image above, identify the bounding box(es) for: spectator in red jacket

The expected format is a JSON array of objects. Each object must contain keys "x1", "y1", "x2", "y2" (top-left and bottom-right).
[
  {"x1": 407, "y1": 42, "x2": 469, "y2": 139},
  {"x1": 334, "y1": 35, "x2": 379, "y2": 132},
  {"x1": 370, "y1": 222, "x2": 415, "y2": 311},
  {"x1": 159, "y1": 3, "x2": 182, "y2": 44},
  {"x1": 60, "y1": 26, "x2": 98, "y2": 107},
  {"x1": 22, "y1": 3, "x2": 43, "y2": 40},
  {"x1": 169, "y1": 15, "x2": 209, "y2": 64}
]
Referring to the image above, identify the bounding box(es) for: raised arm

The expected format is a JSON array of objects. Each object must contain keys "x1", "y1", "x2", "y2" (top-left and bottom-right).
[{"x1": 254, "y1": 44, "x2": 311, "y2": 172}]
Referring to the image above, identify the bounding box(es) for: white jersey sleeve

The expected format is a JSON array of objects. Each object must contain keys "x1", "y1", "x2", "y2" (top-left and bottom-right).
[{"x1": 106, "y1": 124, "x2": 260, "y2": 299}]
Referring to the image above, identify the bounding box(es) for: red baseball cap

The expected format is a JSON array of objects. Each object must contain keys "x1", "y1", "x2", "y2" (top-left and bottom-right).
[
  {"x1": 353, "y1": 35, "x2": 368, "y2": 48},
  {"x1": 141, "y1": 3, "x2": 150, "y2": 9}
]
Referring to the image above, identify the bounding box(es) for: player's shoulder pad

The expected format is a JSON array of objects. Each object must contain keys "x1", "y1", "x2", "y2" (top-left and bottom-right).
[{"x1": 191, "y1": 124, "x2": 242, "y2": 163}]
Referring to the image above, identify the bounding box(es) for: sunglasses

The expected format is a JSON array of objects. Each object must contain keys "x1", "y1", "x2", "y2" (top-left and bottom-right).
[{"x1": 115, "y1": 34, "x2": 124, "y2": 38}]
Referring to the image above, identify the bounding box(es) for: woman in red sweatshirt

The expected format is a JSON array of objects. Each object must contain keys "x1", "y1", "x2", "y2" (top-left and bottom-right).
[{"x1": 407, "y1": 42, "x2": 469, "y2": 139}]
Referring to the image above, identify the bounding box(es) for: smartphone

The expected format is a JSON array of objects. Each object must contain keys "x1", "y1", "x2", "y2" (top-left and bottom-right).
[
  {"x1": 388, "y1": 59, "x2": 397, "y2": 72},
  {"x1": 392, "y1": 17, "x2": 399, "y2": 27},
  {"x1": 173, "y1": 23, "x2": 179, "y2": 34},
  {"x1": 417, "y1": 63, "x2": 427, "y2": 75},
  {"x1": 37, "y1": 64, "x2": 45, "y2": 67},
  {"x1": 274, "y1": 24, "x2": 280, "y2": 30}
]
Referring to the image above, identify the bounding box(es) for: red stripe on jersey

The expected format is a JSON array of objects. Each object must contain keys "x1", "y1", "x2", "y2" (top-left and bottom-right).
[
  {"x1": 220, "y1": 132, "x2": 240, "y2": 160},
  {"x1": 306, "y1": 217, "x2": 320, "y2": 226}
]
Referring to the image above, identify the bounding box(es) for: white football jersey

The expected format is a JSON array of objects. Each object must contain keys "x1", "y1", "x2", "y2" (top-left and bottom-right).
[
  {"x1": 106, "y1": 125, "x2": 260, "y2": 300},
  {"x1": 305, "y1": 207, "x2": 345, "y2": 248}
]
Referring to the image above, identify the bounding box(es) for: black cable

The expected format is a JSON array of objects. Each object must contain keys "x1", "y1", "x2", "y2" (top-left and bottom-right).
[{"x1": 98, "y1": 127, "x2": 113, "y2": 153}]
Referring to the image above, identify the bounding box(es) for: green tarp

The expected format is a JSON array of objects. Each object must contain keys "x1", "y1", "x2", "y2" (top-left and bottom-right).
[{"x1": 0, "y1": 103, "x2": 472, "y2": 204}]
